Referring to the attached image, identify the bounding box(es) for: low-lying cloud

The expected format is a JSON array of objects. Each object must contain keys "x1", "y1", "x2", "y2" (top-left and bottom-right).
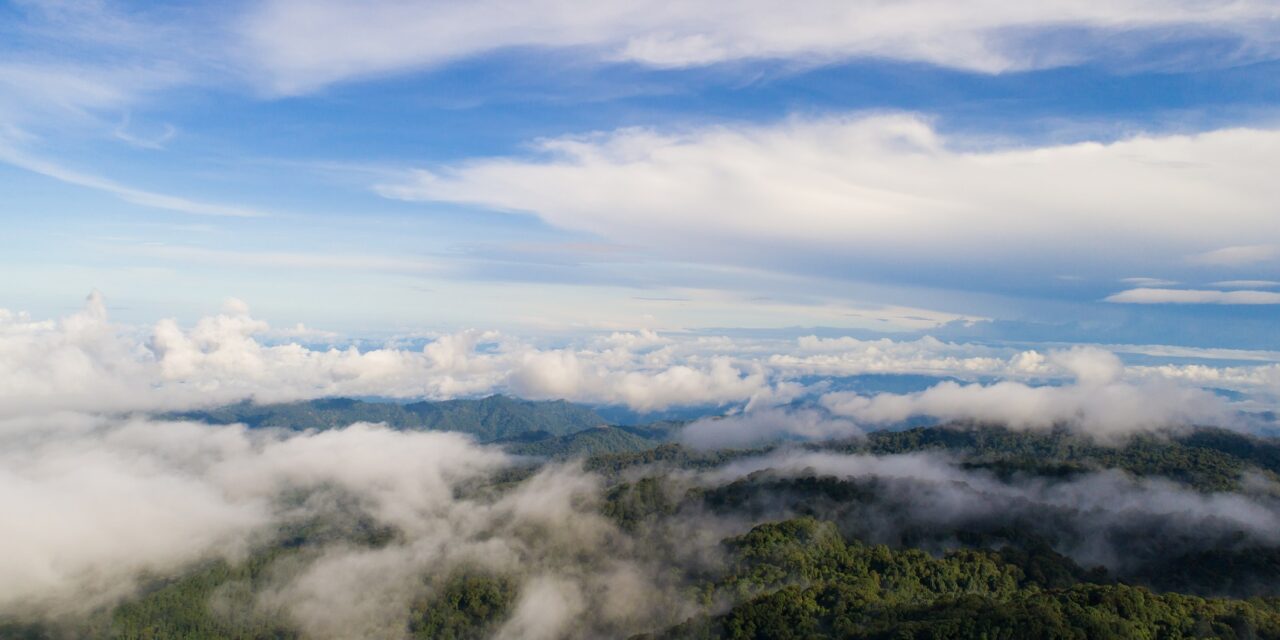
[
  {"x1": 681, "y1": 348, "x2": 1237, "y2": 445},
  {"x1": 821, "y1": 347, "x2": 1233, "y2": 438},
  {"x1": 0, "y1": 414, "x2": 691, "y2": 638},
  {"x1": 706, "y1": 449, "x2": 1280, "y2": 574},
  {"x1": 0, "y1": 415, "x2": 502, "y2": 617},
  {"x1": 2, "y1": 295, "x2": 1273, "y2": 426},
  {"x1": 681, "y1": 408, "x2": 862, "y2": 450},
  {"x1": 0, "y1": 294, "x2": 785, "y2": 417}
]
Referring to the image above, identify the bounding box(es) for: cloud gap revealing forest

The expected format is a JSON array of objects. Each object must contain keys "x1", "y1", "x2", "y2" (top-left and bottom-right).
[{"x1": 7, "y1": 396, "x2": 1280, "y2": 639}]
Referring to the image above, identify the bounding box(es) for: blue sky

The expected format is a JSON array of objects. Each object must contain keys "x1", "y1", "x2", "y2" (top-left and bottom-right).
[{"x1": 2, "y1": 0, "x2": 1279, "y2": 348}]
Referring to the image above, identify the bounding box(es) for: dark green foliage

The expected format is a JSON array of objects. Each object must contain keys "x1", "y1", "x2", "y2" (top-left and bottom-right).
[
  {"x1": 660, "y1": 518, "x2": 1280, "y2": 640},
  {"x1": 690, "y1": 468, "x2": 1280, "y2": 598},
  {"x1": 603, "y1": 476, "x2": 677, "y2": 531},
  {"x1": 409, "y1": 572, "x2": 517, "y2": 640},
  {"x1": 110, "y1": 551, "x2": 299, "y2": 640},
  {"x1": 835, "y1": 424, "x2": 1278, "y2": 492},
  {"x1": 583, "y1": 423, "x2": 1280, "y2": 493},
  {"x1": 1129, "y1": 547, "x2": 1280, "y2": 598},
  {"x1": 0, "y1": 621, "x2": 56, "y2": 640},
  {"x1": 585, "y1": 443, "x2": 766, "y2": 476},
  {"x1": 402, "y1": 396, "x2": 607, "y2": 441}
]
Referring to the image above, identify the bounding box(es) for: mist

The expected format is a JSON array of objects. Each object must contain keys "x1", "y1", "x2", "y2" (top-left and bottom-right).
[
  {"x1": 697, "y1": 447, "x2": 1280, "y2": 579},
  {"x1": 0, "y1": 414, "x2": 694, "y2": 638},
  {"x1": 4, "y1": 300, "x2": 1280, "y2": 637}
]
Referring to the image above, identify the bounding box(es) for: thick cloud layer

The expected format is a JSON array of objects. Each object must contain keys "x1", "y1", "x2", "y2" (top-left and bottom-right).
[
  {"x1": 0, "y1": 414, "x2": 692, "y2": 638},
  {"x1": 0, "y1": 294, "x2": 785, "y2": 417},
  {"x1": 2, "y1": 296, "x2": 1273, "y2": 428},
  {"x1": 820, "y1": 347, "x2": 1234, "y2": 438},
  {"x1": 0, "y1": 321, "x2": 1274, "y2": 636},
  {"x1": 0, "y1": 415, "x2": 503, "y2": 616},
  {"x1": 382, "y1": 115, "x2": 1280, "y2": 291},
  {"x1": 681, "y1": 348, "x2": 1238, "y2": 446}
]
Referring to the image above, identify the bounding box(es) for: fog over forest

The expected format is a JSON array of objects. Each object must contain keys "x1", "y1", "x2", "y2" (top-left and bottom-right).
[
  {"x1": 3, "y1": 298, "x2": 1280, "y2": 638},
  {"x1": 5, "y1": 1, "x2": 1280, "y2": 637}
]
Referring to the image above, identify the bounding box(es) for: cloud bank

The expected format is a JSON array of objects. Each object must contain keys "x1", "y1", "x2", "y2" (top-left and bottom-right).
[
  {"x1": 381, "y1": 115, "x2": 1280, "y2": 287},
  {"x1": 0, "y1": 416, "x2": 502, "y2": 617},
  {"x1": 1106, "y1": 287, "x2": 1280, "y2": 304},
  {"x1": 0, "y1": 293, "x2": 788, "y2": 418},
  {"x1": 820, "y1": 347, "x2": 1233, "y2": 438},
  {"x1": 0, "y1": 414, "x2": 695, "y2": 638},
  {"x1": 681, "y1": 346, "x2": 1253, "y2": 447},
  {"x1": 2, "y1": 295, "x2": 1275, "y2": 425},
  {"x1": 238, "y1": 0, "x2": 1280, "y2": 93}
]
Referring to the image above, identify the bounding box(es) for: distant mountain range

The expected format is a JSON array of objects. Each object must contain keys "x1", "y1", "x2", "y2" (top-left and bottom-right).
[
  {"x1": 166, "y1": 395, "x2": 677, "y2": 456},
  {"x1": 169, "y1": 395, "x2": 610, "y2": 441}
]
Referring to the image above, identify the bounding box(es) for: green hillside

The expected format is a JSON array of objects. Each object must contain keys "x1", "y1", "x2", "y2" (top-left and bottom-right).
[
  {"x1": 168, "y1": 395, "x2": 608, "y2": 441},
  {"x1": 501, "y1": 424, "x2": 670, "y2": 457}
]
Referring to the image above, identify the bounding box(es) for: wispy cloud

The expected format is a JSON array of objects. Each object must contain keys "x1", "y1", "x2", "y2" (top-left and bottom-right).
[
  {"x1": 236, "y1": 0, "x2": 1280, "y2": 94},
  {"x1": 1214, "y1": 280, "x2": 1280, "y2": 289},
  {"x1": 116, "y1": 244, "x2": 440, "y2": 273},
  {"x1": 1105, "y1": 287, "x2": 1280, "y2": 304},
  {"x1": 1192, "y1": 244, "x2": 1280, "y2": 266},
  {"x1": 0, "y1": 143, "x2": 268, "y2": 217},
  {"x1": 112, "y1": 115, "x2": 177, "y2": 150},
  {"x1": 1121, "y1": 276, "x2": 1179, "y2": 286}
]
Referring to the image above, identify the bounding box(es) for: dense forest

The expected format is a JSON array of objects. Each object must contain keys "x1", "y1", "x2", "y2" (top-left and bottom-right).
[{"x1": 7, "y1": 398, "x2": 1280, "y2": 639}]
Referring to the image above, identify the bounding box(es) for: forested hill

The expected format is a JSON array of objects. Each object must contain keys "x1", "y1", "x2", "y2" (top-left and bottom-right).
[
  {"x1": 14, "y1": 417, "x2": 1280, "y2": 639},
  {"x1": 166, "y1": 395, "x2": 609, "y2": 441},
  {"x1": 168, "y1": 397, "x2": 1280, "y2": 480}
]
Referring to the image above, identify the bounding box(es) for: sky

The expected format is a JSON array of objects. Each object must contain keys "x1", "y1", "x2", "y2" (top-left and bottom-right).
[
  {"x1": 9, "y1": 4, "x2": 1280, "y2": 630},
  {"x1": 2, "y1": 0, "x2": 1279, "y2": 349}
]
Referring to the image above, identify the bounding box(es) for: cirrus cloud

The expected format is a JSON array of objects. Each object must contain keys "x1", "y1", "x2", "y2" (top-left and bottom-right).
[{"x1": 238, "y1": 0, "x2": 1280, "y2": 94}]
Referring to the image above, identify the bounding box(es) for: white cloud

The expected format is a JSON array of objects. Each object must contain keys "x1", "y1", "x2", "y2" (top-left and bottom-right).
[
  {"x1": 681, "y1": 408, "x2": 861, "y2": 450},
  {"x1": 1103, "y1": 343, "x2": 1280, "y2": 363},
  {"x1": 112, "y1": 116, "x2": 177, "y2": 150},
  {"x1": 820, "y1": 347, "x2": 1233, "y2": 438},
  {"x1": 1120, "y1": 276, "x2": 1179, "y2": 286},
  {"x1": 0, "y1": 63, "x2": 136, "y2": 122},
  {"x1": 2, "y1": 295, "x2": 1275, "y2": 421},
  {"x1": 706, "y1": 449, "x2": 1280, "y2": 569},
  {"x1": 118, "y1": 244, "x2": 441, "y2": 273},
  {"x1": 0, "y1": 142, "x2": 268, "y2": 218},
  {"x1": 0, "y1": 294, "x2": 784, "y2": 416},
  {"x1": 0, "y1": 415, "x2": 505, "y2": 615},
  {"x1": 0, "y1": 412, "x2": 696, "y2": 636},
  {"x1": 237, "y1": 0, "x2": 1280, "y2": 94},
  {"x1": 495, "y1": 575, "x2": 586, "y2": 640},
  {"x1": 769, "y1": 335, "x2": 1046, "y2": 379},
  {"x1": 1105, "y1": 287, "x2": 1280, "y2": 304},
  {"x1": 1131, "y1": 362, "x2": 1280, "y2": 393},
  {"x1": 1213, "y1": 280, "x2": 1280, "y2": 288},
  {"x1": 1191, "y1": 244, "x2": 1280, "y2": 266},
  {"x1": 381, "y1": 115, "x2": 1280, "y2": 284}
]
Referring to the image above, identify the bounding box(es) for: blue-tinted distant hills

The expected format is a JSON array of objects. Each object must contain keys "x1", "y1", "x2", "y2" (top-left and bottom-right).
[{"x1": 167, "y1": 395, "x2": 609, "y2": 442}]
